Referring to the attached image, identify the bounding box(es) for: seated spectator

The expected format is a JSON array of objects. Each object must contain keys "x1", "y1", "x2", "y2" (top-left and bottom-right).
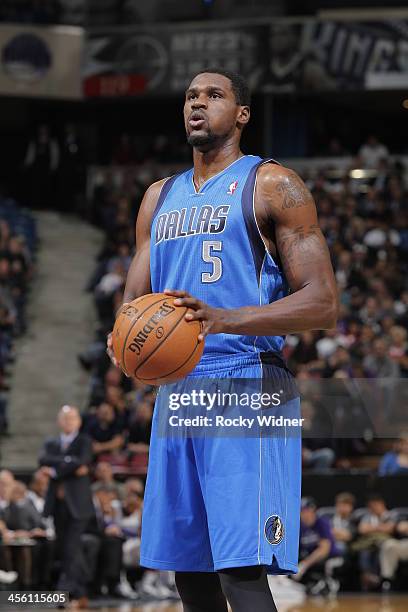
[
  {"x1": 354, "y1": 494, "x2": 396, "y2": 591},
  {"x1": 94, "y1": 261, "x2": 126, "y2": 331},
  {"x1": 0, "y1": 519, "x2": 17, "y2": 585},
  {"x1": 88, "y1": 487, "x2": 127, "y2": 597},
  {"x1": 105, "y1": 385, "x2": 130, "y2": 432},
  {"x1": 0, "y1": 204, "x2": 36, "y2": 431},
  {"x1": 388, "y1": 325, "x2": 408, "y2": 376},
  {"x1": 3, "y1": 481, "x2": 45, "y2": 535},
  {"x1": 358, "y1": 135, "x2": 389, "y2": 169},
  {"x1": 328, "y1": 492, "x2": 358, "y2": 589},
  {"x1": 27, "y1": 470, "x2": 50, "y2": 515},
  {"x1": 92, "y1": 462, "x2": 123, "y2": 498},
  {"x1": 302, "y1": 444, "x2": 335, "y2": 470},
  {"x1": 119, "y1": 488, "x2": 175, "y2": 599},
  {"x1": 127, "y1": 400, "x2": 152, "y2": 455},
  {"x1": 142, "y1": 387, "x2": 157, "y2": 406},
  {"x1": 295, "y1": 497, "x2": 340, "y2": 594},
  {"x1": 0, "y1": 260, "x2": 17, "y2": 326},
  {"x1": 82, "y1": 403, "x2": 124, "y2": 460},
  {"x1": 118, "y1": 491, "x2": 142, "y2": 598},
  {"x1": 325, "y1": 137, "x2": 349, "y2": 157},
  {"x1": 380, "y1": 516, "x2": 408, "y2": 591},
  {"x1": 331, "y1": 493, "x2": 356, "y2": 556},
  {"x1": 123, "y1": 478, "x2": 144, "y2": 499},
  {"x1": 287, "y1": 331, "x2": 319, "y2": 372},
  {"x1": 5, "y1": 235, "x2": 32, "y2": 320},
  {"x1": 121, "y1": 491, "x2": 142, "y2": 560},
  {"x1": 0, "y1": 469, "x2": 14, "y2": 511},
  {"x1": 379, "y1": 432, "x2": 408, "y2": 476},
  {"x1": 26, "y1": 470, "x2": 55, "y2": 587},
  {"x1": 107, "y1": 242, "x2": 132, "y2": 275},
  {"x1": 363, "y1": 338, "x2": 400, "y2": 378},
  {"x1": 104, "y1": 365, "x2": 124, "y2": 389},
  {"x1": 95, "y1": 261, "x2": 125, "y2": 298},
  {"x1": 1, "y1": 481, "x2": 45, "y2": 588},
  {"x1": 301, "y1": 401, "x2": 335, "y2": 470}
]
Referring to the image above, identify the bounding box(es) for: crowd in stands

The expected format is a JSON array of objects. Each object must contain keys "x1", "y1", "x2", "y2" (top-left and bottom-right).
[
  {"x1": 0, "y1": 467, "x2": 176, "y2": 599},
  {"x1": 1, "y1": 130, "x2": 406, "y2": 598},
  {"x1": 296, "y1": 493, "x2": 408, "y2": 595},
  {"x1": 286, "y1": 137, "x2": 407, "y2": 381},
  {"x1": 0, "y1": 198, "x2": 36, "y2": 437},
  {"x1": 80, "y1": 134, "x2": 408, "y2": 475},
  {"x1": 110, "y1": 133, "x2": 191, "y2": 167},
  {"x1": 78, "y1": 147, "x2": 158, "y2": 476},
  {"x1": 2, "y1": 460, "x2": 408, "y2": 598}
]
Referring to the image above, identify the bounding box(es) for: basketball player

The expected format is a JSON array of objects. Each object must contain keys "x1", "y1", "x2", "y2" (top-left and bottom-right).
[{"x1": 107, "y1": 69, "x2": 338, "y2": 611}]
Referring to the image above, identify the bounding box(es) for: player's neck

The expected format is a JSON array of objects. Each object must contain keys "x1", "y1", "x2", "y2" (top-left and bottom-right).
[{"x1": 192, "y1": 144, "x2": 243, "y2": 190}]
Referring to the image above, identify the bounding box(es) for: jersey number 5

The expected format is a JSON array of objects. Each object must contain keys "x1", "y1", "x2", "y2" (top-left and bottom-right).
[{"x1": 201, "y1": 240, "x2": 222, "y2": 283}]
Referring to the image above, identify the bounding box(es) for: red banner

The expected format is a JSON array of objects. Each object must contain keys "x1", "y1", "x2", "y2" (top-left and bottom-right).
[{"x1": 83, "y1": 73, "x2": 147, "y2": 97}]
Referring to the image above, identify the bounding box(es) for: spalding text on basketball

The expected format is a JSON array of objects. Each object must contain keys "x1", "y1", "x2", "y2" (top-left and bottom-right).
[{"x1": 127, "y1": 301, "x2": 176, "y2": 355}]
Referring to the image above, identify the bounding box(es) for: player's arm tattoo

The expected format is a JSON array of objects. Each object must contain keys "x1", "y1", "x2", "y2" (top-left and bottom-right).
[
  {"x1": 277, "y1": 223, "x2": 329, "y2": 285},
  {"x1": 275, "y1": 172, "x2": 312, "y2": 210}
]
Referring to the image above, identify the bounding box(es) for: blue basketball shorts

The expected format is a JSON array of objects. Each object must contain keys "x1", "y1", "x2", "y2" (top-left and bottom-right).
[{"x1": 140, "y1": 352, "x2": 301, "y2": 573}]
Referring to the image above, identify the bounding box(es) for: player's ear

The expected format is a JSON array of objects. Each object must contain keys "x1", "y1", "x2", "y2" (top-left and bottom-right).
[{"x1": 237, "y1": 105, "x2": 250, "y2": 127}]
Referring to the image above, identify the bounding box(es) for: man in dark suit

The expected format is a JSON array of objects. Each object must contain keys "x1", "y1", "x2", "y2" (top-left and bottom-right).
[{"x1": 39, "y1": 405, "x2": 94, "y2": 608}]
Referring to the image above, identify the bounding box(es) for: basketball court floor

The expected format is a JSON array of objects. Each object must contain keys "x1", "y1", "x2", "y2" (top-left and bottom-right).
[{"x1": 56, "y1": 594, "x2": 408, "y2": 611}]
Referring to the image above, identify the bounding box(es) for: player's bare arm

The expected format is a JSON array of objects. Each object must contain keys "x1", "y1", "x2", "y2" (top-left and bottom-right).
[
  {"x1": 122, "y1": 178, "x2": 168, "y2": 303},
  {"x1": 106, "y1": 178, "x2": 167, "y2": 362},
  {"x1": 167, "y1": 164, "x2": 338, "y2": 339}
]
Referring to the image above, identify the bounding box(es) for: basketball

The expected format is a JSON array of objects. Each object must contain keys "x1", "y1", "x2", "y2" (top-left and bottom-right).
[{"x1": 112, "y1": 293, "x2": 204, "y2": 385}]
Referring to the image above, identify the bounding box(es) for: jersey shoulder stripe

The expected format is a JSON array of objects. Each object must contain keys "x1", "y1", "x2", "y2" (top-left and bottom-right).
[
  {"x1": 151, "y1": 171, "x2": 186, "y2": 225},
  {"x1": 242, "y1": 158, "x2": 280, "y2": 283}
]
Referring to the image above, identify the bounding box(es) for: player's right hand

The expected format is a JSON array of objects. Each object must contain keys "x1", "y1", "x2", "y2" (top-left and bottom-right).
[
  {"x1": 107, "y1": 330, "x2": 130, "y2": 376},
  {"x1": 107, "y1": 302, "x2": 131, "y2": 369},
  {"x1": 106, "y1": 332, "x2": 119, "y2": 367}
]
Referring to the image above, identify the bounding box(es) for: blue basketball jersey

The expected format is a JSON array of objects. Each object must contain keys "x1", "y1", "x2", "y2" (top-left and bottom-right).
[
  {"x1": 142, "y1": 155, "x2": 301, "y2": 576},
  {"x1": 150, "y1": 155, "x2": 288, "y2": 359}
]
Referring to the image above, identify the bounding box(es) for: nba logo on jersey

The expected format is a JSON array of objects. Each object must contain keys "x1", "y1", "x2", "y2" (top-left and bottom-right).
[{"x1": 227, "y1": 180, "x2": 238, "y2": 195}]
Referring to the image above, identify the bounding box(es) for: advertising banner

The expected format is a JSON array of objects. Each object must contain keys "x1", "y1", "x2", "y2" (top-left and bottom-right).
[
  {"x1": 84, "y1": 18, "x2": 408, "y2": 97},
  {"x1": 263, "y1": 19, "x2": 408, "y2": 92},
  {"x1": 0, "y1": 24, "x2": 84, "y2": 99},
  {"x1": 84, "y1": 22, "x2": 266, "y2": 97}
]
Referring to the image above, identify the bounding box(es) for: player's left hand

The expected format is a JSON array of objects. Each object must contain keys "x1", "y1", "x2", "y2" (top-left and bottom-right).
[{"x1": 164, "y1": 289, "x2": 225, "y2": 341}]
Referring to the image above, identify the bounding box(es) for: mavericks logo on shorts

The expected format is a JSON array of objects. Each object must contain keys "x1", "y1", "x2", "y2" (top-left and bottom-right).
[{"x1": 264, "y1": 515, "x2": 284, "y2": 545}]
